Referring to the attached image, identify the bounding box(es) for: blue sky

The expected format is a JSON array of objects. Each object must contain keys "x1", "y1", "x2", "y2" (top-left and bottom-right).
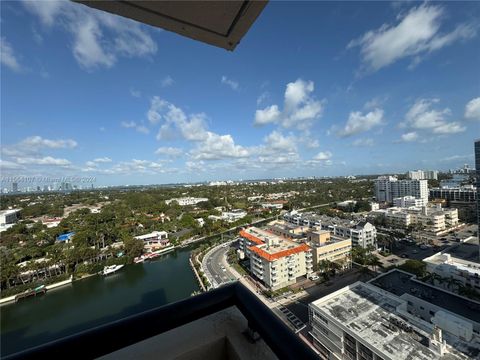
[{"x1": 1, "y1": 1, "x2": 479, "y2": 186}]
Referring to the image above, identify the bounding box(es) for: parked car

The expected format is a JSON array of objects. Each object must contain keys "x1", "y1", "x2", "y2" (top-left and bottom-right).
[{"x1": 310, "y1": 275, "x2": 320, "y2": 281}]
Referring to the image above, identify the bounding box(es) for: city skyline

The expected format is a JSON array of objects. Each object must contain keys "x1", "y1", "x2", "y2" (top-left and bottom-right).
[{"x1": 2, "y1": 1, "x2": 480, "y2": 186}]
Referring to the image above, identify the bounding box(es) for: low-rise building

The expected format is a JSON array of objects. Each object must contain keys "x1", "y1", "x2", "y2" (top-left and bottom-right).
[
  {"x1": 0, "y1": 208, "x2": 21, "y2": 232},
  {"x1": 261, "y1": 203, "x2": 284, "y2": 210},
  {"x1": 393, "y1": 195, "x2": 427, "y2": 208},
  {"x1": 309, "y1": 277, "x2": 480, "y2": 360},
  {"x1": 239, "y1": 227, "x2": 312, "y2": 290},
  {"x1": 165, "y1": 197, "x2": 209, "y2": 206},
  {"x1": 222, "y1": 209, "x2": 247, "y2": 222},
  {"x1": 306, "y1": 230, "x2": 351, "y2": 268},
  {"x1": 134, "y1": 231, "x2": 169, "y2": 252},
  {"x1": 423, "y1": 240, "x2": 480, "y2": 293},
  {"x1": 371, "y1": 205, "x2": 459, "y2": 235},
  {"x1": 283, "y1": 211, "x2": 377, "y2": 249}
]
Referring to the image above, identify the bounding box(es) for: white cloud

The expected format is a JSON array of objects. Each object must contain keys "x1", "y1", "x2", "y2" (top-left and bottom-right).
[
  {"x1": 121, "y1": 121, "x2": 137, "y2": 128},
  {"x1": 0, "y1": 160, "x2": 25, "y2": 170},
  {"x1": 465, "y1": 97, "x2": 480, "y2": 121},
  {"x1": 1, "y1": 37, "x2": 24, "y2": 72},
  {"x1": 254, "y1": 105, "x2": 281, "y2": 126},
  {"x1": 155, "y1": 147, "x2": 183, "y2": 157},
  {"x1": 221, "y1": 76, "x2": 239, "y2": 91},
  {"x1": 432, "y1": 122, "x2": 465, "y2": 134},
  {"x1": 402, "y1": 98, "x2": 466, "y2": 135},
  {"x1": 136, "y1": 125, "x2": 150, "y2": 134},
  {"x1": 121, "y1": 121, "x2": 149, "y2": 134},
  {"x1": 23, "y1": 1, "x2": 157, "y2": 70},
  {"x1": 161, "y1": 75, "x2": 174, "y2": 87},
  {"x1": 130, "y1": 88, "x2": 141, "y2": 98},
  {"x1": 337, "y1": 108, "x2": 384, "y2": 137},
  {"x1": 189, "y1": 133, "x2": 249, "y2": 160},
  {"x1": 257, "y1": 92, "x2": 269, "y2": 106},
  {"x1": 313, "y1": 151, "x2": 332, "y2": 161},
  {"x1": 254, "y1": 79, "x2": 325, "y2": 130},
  {"x1": 147, "y1": 96, "x2": 168, "y2": 124},
  {"x1": 17, "y1": 156, "x2": 71, "y2": 166},
  {"x1": 400, "y1": 131, "x2": 419, "y2": 142},
  {"x1": 20, "y1": 136, "x2": 77, "y2": 149},
  {"x1": 440, "y1": 154, "x2": 473, "y2": 162},
  {"x1": 93, "y1": 157, "x2": 112, "y2": 163},
  {"x1": 352, "y1": 138, "x2": 374, "y2": 147},
  {"x1": 151, "y1": 97, "x2": 209, "y2": 141},
  {"x1": 348, "y1": 4, "x2": 477, "y2": 72}
]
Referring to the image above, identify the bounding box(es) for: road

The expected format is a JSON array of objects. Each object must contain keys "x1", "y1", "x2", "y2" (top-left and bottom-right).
[{"x1": 202, "y1": 240, "x2": 239, "y2": 288}]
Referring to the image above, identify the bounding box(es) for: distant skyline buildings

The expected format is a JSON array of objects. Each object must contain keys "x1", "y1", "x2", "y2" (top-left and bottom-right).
[{"x1": 1, "y1": 2, "x2": 478, "y2": 186}]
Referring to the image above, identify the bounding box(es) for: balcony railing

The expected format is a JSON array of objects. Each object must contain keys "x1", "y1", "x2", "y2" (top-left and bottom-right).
[{"x1": 4, "y1": 282, "x2": 318, "y2": 360}]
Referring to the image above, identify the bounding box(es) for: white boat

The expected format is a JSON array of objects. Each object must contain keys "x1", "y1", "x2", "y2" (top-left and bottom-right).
[
  {"x1": 102, "y1": 264, "x2": 124, "y2": 276},
  {"x1": 134, "y1": 256, "x2": 145, "y2": 264}
]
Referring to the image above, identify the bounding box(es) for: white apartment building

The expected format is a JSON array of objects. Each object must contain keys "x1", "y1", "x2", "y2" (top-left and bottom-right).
[
  {"x1": 283, "y1": 211, "x2": 377, "y2": 249},
  {"x1": 239, "y1": 227, "x2": 312, "y2": 290},
  {"x1": 391, "y1": 179, "x2": 428, "y2": 202},
  {"x1": 165, "y1": 197, "x2": 209, "y2": 206},
  {"x1": 407, "y1": 170, "x2": 438, "y2": 180},
  {"x1": 374, "y1": 176, "x2": 397, "y2": 202},
  {"x1": 374, "y1": 176, "x2": 428, "y2": 204},
  {"x1": 372, "y1": 206, "x2": 459, "y2": 234},
  {"x1": 424, "y1": 252, "x2": 480, "y2": 293},
  {"x1": 393, "y1": 195, "x2": 427, "y2": 208},
  {"x1": 309, "y1": 279, "x2": 480, "y2": 360},
  {"x1": 324, "y1": 221, "x2": 377, "y2": 249}
]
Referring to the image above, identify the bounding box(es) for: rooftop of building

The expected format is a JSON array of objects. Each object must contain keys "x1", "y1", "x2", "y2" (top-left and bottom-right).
[
  {"x1": 310, "y1": 282, "x2": 466, "y2": 360},
  {"x1": 369, "y1": 270, "x2": 480, "y2": 324},
  {"x1": 443, "y1": 238, "x2": 480, "y2": 264},
  {"x1": 0, "y1": 209, "x2": 21, "y2": 216},
  {"x1": 242, "y1": 227, "x2": 311, "y2": 261}
]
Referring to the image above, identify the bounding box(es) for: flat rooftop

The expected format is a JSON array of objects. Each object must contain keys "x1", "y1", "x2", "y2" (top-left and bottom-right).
[
  {"x1": 311, "y1": 282, "x2": 465, "y2": 360},
  {"x1": 445, "y1": 239, "x2": 480, "y2": 264},
  {"x1": 369, "y1": 270, "x2": 480, "y2": 323}
]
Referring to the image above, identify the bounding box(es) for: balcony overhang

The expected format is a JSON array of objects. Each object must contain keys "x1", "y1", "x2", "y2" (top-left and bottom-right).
[{"x1": 74, "y1": 1, "x2": 268, "y2": 51}]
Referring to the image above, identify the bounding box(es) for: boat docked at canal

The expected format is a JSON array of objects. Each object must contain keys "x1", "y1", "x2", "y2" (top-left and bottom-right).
[
  {"x1": 15, "y1": 285, "x2": 47, "y2": 302},
  {"x1": 102, "y1": 265, "x2": 124, "y2": 276}
]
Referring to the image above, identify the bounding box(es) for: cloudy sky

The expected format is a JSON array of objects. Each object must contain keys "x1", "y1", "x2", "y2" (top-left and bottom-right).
[{"x1": 1, "y1": 1, "x2": 479, "y2": 186}]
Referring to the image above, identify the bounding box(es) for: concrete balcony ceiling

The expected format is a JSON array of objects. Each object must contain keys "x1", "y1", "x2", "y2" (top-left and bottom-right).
[{"x1": 75, "y1": 1, "x2": 268, "y2": 50}]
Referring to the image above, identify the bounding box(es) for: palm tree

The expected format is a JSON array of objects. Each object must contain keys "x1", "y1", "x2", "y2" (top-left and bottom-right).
[{"x1": 368, "y1": 256, "x2": 382, "y2": 273}]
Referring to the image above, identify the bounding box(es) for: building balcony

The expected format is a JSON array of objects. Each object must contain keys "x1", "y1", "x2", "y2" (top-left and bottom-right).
[{"x1": 5, "y1": 283, "x2": 318, "y2": 360}]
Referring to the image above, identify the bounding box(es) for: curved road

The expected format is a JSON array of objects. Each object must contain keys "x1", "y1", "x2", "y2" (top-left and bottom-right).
[{"x1": 203, "y1": 241, "x2": 238, "y2": 288}]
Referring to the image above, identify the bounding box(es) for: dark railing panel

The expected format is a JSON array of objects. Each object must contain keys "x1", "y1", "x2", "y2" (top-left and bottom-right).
[{"x1": 5, "y1": 282, "x2": 318, "y2": 360}]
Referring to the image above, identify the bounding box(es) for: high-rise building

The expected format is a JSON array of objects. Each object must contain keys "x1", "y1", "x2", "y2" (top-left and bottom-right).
[
  {"x1": 475, "y1": 139, "x2": 480, "y2": 260},
  {"x1": 407, "y1": 169, "x2": 438, "y2": 180},
  {"x1": 373, "y1": 176, "x2": 397, "y2": 202},
  {"x1": 12, "y1": 182, "x2": 18, "y2": 193},
  {"x1": 374, "y1": 176, "x2": 428, "y2": 203}
]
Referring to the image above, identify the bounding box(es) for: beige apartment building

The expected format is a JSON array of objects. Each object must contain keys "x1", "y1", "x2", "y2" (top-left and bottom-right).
[{"x1": 306, "y1": 229, "x2": 352, "y2": 268}]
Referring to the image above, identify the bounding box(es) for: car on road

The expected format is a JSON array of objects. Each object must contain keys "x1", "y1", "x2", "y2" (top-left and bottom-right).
[
  {"x1": 401, "y1": 254, "x2": 408, "y2": 258},
  {"x1": 419, "y1": 244, "x2": 428, "y2": 250},
  {"x1": 412, "y1": 250, "x2": 418, "y2": 254}
]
